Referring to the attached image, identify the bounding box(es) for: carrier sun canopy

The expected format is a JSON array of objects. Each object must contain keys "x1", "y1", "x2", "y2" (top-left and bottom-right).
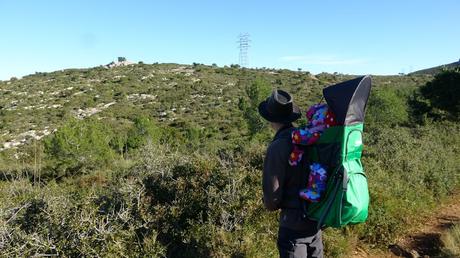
[{"x1": 322, "y1": 75, "x2": 372, "y2": 125}]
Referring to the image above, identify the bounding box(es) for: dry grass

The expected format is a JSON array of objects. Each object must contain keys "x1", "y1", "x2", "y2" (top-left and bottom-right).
[{"x1": 441, "y1": 223, "x2": 460, "y2": 257}]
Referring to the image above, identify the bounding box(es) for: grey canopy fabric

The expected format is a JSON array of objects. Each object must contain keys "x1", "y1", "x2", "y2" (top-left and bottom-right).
[{"x1": 322, "y1": 75, "x2": 372, "y2": 125}]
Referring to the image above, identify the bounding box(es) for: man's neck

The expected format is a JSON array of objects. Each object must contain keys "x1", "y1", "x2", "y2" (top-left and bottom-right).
[{"x1": 272, "y1": 123, "x2": 285, "y2": 132}]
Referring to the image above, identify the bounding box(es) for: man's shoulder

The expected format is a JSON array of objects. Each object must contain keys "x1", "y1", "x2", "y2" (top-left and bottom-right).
[
  {"x1": 270, "y1": 136, "x2": 290, "y2": 147},
  {"x1": 275, "y1": 127, "x2": 296, "y2": 140},
  {"x1": 271, "y1": 127, "x2": 296, "y2": 145},
  {"x1": 268, "y1": 133, "x2": 293, "y2": 155}
]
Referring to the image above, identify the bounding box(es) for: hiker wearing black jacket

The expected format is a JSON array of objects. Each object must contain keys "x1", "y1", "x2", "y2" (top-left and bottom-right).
[{"x1": 258, "y1": 90, "x2": 323, "y2": 258}]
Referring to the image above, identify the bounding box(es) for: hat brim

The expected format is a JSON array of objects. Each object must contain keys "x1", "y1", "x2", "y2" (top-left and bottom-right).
[{"x1": 258, "y1": 100, "x2": 301, "y2": 123}]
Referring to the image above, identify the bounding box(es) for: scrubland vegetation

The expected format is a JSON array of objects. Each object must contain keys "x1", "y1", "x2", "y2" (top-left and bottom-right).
[
  {"x1": 441, "y1": 223, "x2": 460, "y2": 257},
  {"x1": 0, "y1": 63, "x2": 458, "y2": 257}
]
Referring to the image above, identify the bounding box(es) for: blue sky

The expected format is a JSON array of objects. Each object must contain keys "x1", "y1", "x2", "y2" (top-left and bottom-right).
[{"x1": 0, "y1": 0, "x2": 459, "y2": 80}]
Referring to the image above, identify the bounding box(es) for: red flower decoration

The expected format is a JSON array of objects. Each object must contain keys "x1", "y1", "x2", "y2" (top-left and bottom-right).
[
  {"x1": 292, "y1": 130, "x2": 302, "y2": 144},
  {"x1": 325, "y1": 110, "x2": 337, "y2": 127},
  {"x1": 288, "y1": 145, "x2": 304, "y2": 166}
]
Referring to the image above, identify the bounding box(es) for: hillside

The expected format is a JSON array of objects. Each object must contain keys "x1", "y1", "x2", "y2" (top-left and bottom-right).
[
  {"x1": 0, "y1": 63, "x2": 459, "y2": 257},
  {"x1": 410, "y1": 59, "x2": 460, "y2": 75},
  {"x1": 0, "y1": 63, "x2": 431, "y2": 152}
]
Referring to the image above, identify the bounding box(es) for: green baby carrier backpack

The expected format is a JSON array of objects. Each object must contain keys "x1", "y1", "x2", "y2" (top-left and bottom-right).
[{"x1": 306, "y1": 75, "x2": 371, "y2": 229}]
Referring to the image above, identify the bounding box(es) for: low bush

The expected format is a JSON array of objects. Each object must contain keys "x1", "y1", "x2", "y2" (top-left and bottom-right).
[
  {"x1": 238, "y1": 77, "x2": 272, "y2": 138},
  {"x1": 126, "y1": 116, "x2": 162, "y2": 150},
  {"x1": 420, "y1": 69, "x2": 460, "y2": 120},
  {"x1": 441, "y1": 223, "x2": 460, "y2": 257},
  {"x1": 43, "y1": 118, "x2": 115, "y2": 179},
  {"x1": 366, "y1": 87, "x2": 410, "y2": 127},
  {"x1": 409, "y1": 69, "x2": 460, "y2": 124}
]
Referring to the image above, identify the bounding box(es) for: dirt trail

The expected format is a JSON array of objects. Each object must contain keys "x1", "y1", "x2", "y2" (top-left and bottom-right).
[{"x1": 351, "y1": 195, "x2": 460, "y2": 258}]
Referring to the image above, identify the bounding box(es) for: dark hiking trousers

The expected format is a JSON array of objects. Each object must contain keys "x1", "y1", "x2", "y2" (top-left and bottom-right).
[{"x1": 277, "y1": 227, "x2": 323, "y2": 258}]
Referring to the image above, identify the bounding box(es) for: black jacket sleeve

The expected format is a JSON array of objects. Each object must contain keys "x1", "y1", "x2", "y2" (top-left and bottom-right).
[{"x1": 262, "y1": 139, "x2": 291, "y2": 211}]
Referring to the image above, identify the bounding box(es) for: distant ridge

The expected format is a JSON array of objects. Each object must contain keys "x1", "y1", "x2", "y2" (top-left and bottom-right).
[{"x1": 410, "y1": 59, "x2": 460, "y2": 75}]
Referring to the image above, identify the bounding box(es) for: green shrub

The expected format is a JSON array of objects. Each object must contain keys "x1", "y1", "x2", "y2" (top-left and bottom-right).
[
  {"x1": 125, "y1": 143, "x2": 277, "y2": 257},
  {"x1": 366, "y1": 87, "x2": 409, "y2": 127},
  {"x1": 359, "y1": 122, "x2": 460, "y2": 246},
  {"x1": 0, "y1": 179, "x2": 166, "y2": 257},
  {"x1": 43, "y1": 118, "x2": 115, "y2": 179},
  {"x1": 238, "y1": 77, "x2": 272, "y2": 138},
  {"x1": 126, "y1": 116, "x2": 162, "y2": 150},
  {"x1": 419, "y1": 69, "x2": 460, "y2": 121}
]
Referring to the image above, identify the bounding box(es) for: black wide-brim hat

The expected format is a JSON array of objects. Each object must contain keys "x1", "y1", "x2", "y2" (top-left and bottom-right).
[{"x1": 258, "y1": 89, "x2": 301, "y2": 123}]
